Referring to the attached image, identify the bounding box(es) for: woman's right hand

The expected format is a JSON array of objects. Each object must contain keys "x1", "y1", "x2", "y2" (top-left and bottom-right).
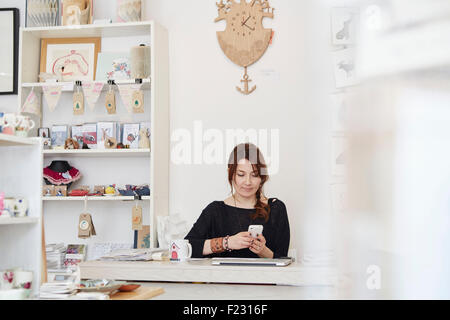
[{"x1": 228, "y1": 232, "x2": 254, "y2": 250}]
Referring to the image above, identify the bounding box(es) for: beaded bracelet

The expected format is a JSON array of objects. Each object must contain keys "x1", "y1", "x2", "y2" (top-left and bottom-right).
[
  {"x1": 224, "y1": 235, "x2": 232, "y2": 252},
  {"x1": 211, "y1": 237, "x2": 225, "y2": 254}
]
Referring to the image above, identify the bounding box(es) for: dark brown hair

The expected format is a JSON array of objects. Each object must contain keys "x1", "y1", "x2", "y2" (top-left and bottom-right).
[{"x1": 227, "y1": 143, "x2": 270, "y2": 222}]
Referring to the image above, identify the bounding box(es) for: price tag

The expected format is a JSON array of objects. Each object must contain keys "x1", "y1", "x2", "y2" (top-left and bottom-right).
[
  {"x1": 132, "y1": 205, "x2": 143, "y2": 231},
  {"x1": 73, "y1": 91, "x2": 84, "y2": 115},
  {"x1": 105, "y1": 90, "x2": 116, "y2": 114}
]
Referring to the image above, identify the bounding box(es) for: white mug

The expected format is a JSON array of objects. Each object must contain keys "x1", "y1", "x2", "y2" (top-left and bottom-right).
[
  {"x1": 15, "y1": 115, "x2": 35, "y2": 137},
  {"x1": 13, "y1": 270, "x2": 33, "y2": 293},
  {"x1": 0, "y1": 270, "x2": 15, "y2": 290},
  {"x1": 2, "y1": 198, "x2": 15, "y2": 218},
  {"x1": 14, "y1": 198, "x2": 28, "y2": 217},
  {"x1": 170, "y1": 239, "x2": 192, "y2": 262}
]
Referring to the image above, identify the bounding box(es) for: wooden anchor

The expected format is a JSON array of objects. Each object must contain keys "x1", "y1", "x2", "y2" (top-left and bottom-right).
[{"x1": 236, "y1": 67, "x2": 256, "y2": 95}]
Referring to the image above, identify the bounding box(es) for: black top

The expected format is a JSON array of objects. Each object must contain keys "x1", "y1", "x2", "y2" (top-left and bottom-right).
[{"x1": 185, "y1": 198, "x2": 290, "y2": 259}]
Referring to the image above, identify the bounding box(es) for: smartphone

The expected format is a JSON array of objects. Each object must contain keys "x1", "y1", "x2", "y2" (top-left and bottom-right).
[{"x1": 248, "y1": 225, "x2": 264, "y2": 238}]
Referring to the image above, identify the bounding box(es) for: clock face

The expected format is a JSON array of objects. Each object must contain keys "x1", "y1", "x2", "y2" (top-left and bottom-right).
[{"x1": 216, "y1": 0, "x2": 274, "y2": 68}]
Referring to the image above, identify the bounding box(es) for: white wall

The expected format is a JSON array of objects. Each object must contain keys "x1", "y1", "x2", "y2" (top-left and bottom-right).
[{"x1": 0, "y1": 0, "x2": 354, "y2": 257}]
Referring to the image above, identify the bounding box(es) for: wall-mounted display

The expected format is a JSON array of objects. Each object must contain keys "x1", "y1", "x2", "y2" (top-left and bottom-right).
[
  {"x1": 40, "y1": 37, "x2": 101, "y2": 82},
  {"x1": 0, "y1": 8, "x2": 19, "y2": 95}
]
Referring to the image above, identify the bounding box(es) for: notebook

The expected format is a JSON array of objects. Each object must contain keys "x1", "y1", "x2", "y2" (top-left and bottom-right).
[{"x1": 211, "y1": 257, "x2": 293, "y2": 267}]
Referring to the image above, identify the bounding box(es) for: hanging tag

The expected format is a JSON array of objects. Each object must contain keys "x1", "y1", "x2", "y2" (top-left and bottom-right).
[
  {"x1": 132, "y1": 204, "x2": 143, "y2": 231},
  {"x1": 105, "y1": 88, "x2": 117, "y2": 114},
  {"x1": 78, "y1": 213, "x2": 92, "y2": 238},
  {"x1": 132, "y1": 90, "x2": 144, "y2": 113},
  {"x1": 73, "y1": 85, "x2": 84, "y2": 115},
  {"x1": 90, "y1": 214, "x2": 97, "y2": 236}
]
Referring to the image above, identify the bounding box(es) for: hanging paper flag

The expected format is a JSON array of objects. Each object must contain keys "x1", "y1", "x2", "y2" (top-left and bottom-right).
[
  {"x1": 82, "y1": 82, "x2": 104, "y2": 110},
  {"x1": 42, "y1": 85, "x2": 63, "y2": 112},
  {"x1": 21, "y1": 88, "x2": 41, "y2": 116},
  {"x1": 117, "y1": 84, "x2": 143, "y2": 113}
]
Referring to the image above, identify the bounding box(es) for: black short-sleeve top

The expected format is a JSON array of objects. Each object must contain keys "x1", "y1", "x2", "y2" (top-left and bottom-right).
[{"x1": 184, "y1": 198, "x2": 290, "y2": 258}]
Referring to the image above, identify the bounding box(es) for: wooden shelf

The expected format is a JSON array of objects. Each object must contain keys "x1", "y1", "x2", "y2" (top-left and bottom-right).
[
  {"x1": 22, "y1": 78, "x2": 151, "y2": 93},
  {"x1": 0, "y1": 134, "x2": 40, "y2": 147},
  {"x1": 43, "y1": 148, "x2": 150, "y2": 157},
  {"x1": 0, "y1": 217, "x2": 40, "y2": 225},
  {"x1": 43, "y1": 196, "x2": 151, "y2": 201},
  {"x1": 21, "y1": 21, "x2": 153, "y2": 39}
]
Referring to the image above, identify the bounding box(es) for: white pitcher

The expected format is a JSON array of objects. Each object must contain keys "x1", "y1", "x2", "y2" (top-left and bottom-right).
[
  {"x1": 1, "y1": 114, "x2": 20, "y2": 135},
  {"x1": 16, "y1": 115, "x2": 35, "y2": 137}
]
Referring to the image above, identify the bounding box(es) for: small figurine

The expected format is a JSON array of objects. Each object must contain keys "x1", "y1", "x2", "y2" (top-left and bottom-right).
[
  {"x1": 64, "y1": 138, "x2": 80, "y2": 150},
  {"x1": 105, "y1": 185, "x2": 116, "y2": 196}
]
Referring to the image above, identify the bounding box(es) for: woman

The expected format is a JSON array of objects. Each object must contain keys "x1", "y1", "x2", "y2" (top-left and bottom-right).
[{"x1": 185, "y1": 143, "x2": 290, "y2": 258}]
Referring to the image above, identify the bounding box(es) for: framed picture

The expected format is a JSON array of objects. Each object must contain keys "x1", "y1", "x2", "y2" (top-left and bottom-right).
[
  {"x1": 331, "y1": 136, "x2": 348, "y2": 176},
  {"x1": 40, "y1": 37, "x2": 101, "y2": 82},
  {"x1": 330, "y1": 93, "x2": 349, "y2": 132},
  {"x1": 331, "y1": 183, "x2": 348, "y2": 214},
  {"x1": 331, "y1": 8, "x2": 359, "y2": 45},
  {"x1": 332, "y1": 48, "x2": 358, "y2": 88},
  {"x1": 96, "y1": 52, "x2": 131, "y2": 81},
  {"x1": 0, "y1": 8, "x2": 19, "y2": 95},
  {"x1": 38, "y1": 127, "x2": 50, "y2": 138},
  {"x1": 134, "y1": 225, "x2": 150, "y2": 249}
]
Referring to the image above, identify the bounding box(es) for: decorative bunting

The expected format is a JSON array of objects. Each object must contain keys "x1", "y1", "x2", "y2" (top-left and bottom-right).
[
  {"x1": 117, "y1": 84, "x2": 143, "y2": 113},
  {"x1": 21, "y1": 88, "x2": 41, "y2": 116},
  {"x1": 82, "y1": 82, "x2": 104, "y2": 110},
  {"x1": 42, "y1": 85, "x2": 63, "y2": 112}
]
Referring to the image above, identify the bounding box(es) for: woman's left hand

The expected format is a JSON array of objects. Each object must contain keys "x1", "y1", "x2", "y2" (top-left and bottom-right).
[{"x1": 249, "y1": 234, "x2": 267, "y2": 255}]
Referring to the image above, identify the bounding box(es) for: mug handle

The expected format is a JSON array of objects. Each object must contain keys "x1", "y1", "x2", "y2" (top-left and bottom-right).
[
  {"x1": 187, "y1": 242, "x2": 192, "y2": 259},
  {"x1": 28, "y1": 119, "x2": 36, "y2": 130}
]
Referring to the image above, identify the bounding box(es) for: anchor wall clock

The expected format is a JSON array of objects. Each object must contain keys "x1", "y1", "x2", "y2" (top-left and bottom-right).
[{"x1": 215, "y1": 0, "x2": 275, "y2": 95}]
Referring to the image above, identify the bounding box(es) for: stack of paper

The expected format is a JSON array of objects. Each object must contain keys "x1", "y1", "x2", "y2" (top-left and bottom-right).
[
  {"x1": 100, "y1": 248, "x2": 168, "y2": 261},
  {"x1": 46, "y1": 243, "x2": 66, "y2": 272},
  {"x1": 64, "y1": 244, "x2": 86, "y2": 270},
  {"x1": 39, "y1": 282, "x2": 77, "y2": 300}
]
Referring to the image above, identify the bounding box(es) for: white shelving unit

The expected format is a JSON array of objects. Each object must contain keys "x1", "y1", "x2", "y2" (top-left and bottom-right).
[
  {"x1": 16, "y1": 21, "x2": 170, "y2": 278},
  {"x1": 0, "y1": 134, "x2": 43, "y2": 296}
]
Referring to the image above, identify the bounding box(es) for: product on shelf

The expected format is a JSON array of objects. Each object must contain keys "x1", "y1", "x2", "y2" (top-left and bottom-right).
[
  {"x1": 51, "y1": 125, "x2": 69, "y2": 148},
  {"x1": 43, "y1": 161, "x2": 82, "y2": 189}
]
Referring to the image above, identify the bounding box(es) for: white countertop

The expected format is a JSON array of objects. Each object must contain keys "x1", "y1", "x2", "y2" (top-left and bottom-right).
[{"x1": 138, "y1": 281, "x2": 339, "y2": 300}]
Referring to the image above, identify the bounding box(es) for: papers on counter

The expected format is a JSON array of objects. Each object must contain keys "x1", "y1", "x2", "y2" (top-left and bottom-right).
[{"x1": 100, "y1": 248, "x2": 169, "y2": 261}]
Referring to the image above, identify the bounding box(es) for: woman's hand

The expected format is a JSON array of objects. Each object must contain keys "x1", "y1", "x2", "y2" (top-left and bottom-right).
[
  {"x1": 250, "y1": 234, "x2": 273, "y2": 258},
  {"x1": 228, "y1": 232, "x2": 253, "y2": 250}
]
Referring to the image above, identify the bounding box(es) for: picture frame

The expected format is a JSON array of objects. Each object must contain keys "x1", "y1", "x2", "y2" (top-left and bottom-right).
[
  {"x1": 331, "y1": 8, "x2": 359, "y2": 45},
  {"x1": 0, "y1": 8, "x2": 19, "y2": 95},
  {"x1": 331, "y1": 136, "x2": 348, "y2": 176},
  {"x1": 38, "y1": 127, "x2": 50, "y2": 138},
  {"x1": 332, "y1": 48, "x2": 358, "y2": 88},
  {"x1": 40, "y1": 37, "x2": 101, "y2": 82},
  {"x1": 95, "y1": 52, "x2": 131, "y2": 81}
]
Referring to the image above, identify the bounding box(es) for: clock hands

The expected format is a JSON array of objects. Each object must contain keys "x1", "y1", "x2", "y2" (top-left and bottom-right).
[
  {"x1": 243, "y1": 24, "x2": 255, "y2": 31},
  {"x1": 241, "y1": 15, "x2": 255, "y2": 31},
  {"x1": 241, "y1": 15, "x2": 251, "y2": 26}
]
